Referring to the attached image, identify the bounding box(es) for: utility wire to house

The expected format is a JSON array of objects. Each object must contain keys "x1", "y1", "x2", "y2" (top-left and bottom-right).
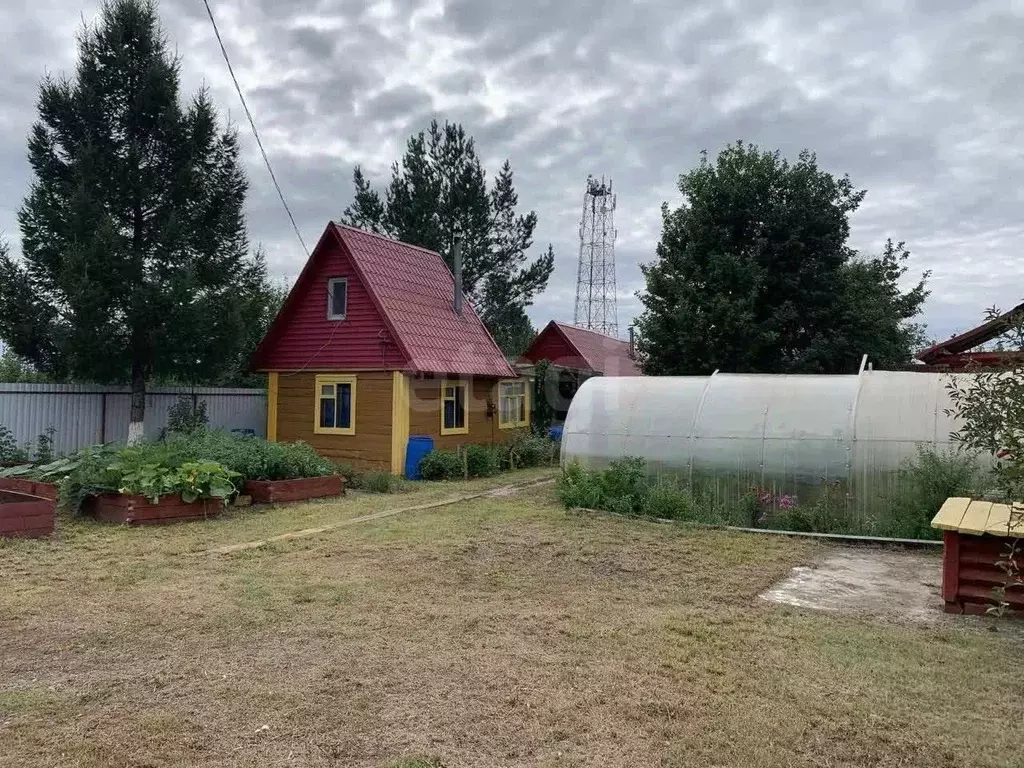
[{"x1": 200, "y1": 0, "x2": 309, "y2": 257}]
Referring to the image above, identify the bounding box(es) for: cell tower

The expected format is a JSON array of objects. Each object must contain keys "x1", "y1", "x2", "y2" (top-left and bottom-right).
[{"x1": 574, "y1": 175, "x2": 618, "y2": 337}]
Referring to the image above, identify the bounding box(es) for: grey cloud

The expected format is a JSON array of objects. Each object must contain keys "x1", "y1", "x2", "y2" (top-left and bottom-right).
[{"x1": 2, "y1": 0, "x2": 1023, "y2": 345}]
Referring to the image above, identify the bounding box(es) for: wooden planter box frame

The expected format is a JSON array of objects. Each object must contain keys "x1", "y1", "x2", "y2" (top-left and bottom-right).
[
  {"x1": 0, "y1": 488, "x2": 56, "y2": 538},
  {"x1": 0, "y1": 476, "x2": 59, "y2": 501},
  {"x1": 245, "y1": 475, "x2": 345, "y2": 504},
  {"x1": 86, "y1": 493, "x2": 223, "y2": 525}
]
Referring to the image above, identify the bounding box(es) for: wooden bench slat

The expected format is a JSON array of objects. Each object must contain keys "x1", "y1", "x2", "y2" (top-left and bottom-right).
[
  {"x1": 958, "y1": 500, "x2": 994, "y2": 535},
  {"x1": 932, "y1": 497, "x2": 973, "y2": 531}
]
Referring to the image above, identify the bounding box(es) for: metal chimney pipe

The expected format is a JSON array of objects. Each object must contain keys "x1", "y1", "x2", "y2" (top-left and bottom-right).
[{"x1": 453, "y1": 223, "x2": 463, "y2": 316}]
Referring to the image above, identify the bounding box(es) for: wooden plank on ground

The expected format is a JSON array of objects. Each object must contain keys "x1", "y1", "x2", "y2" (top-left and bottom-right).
[
  {"x1": 209, "y1": 476, "x2": 555, "y2": 555},
  {"x1": 958, "y1": 500, "x2": 993, "y2": 535},
  {"x1": 931, "y1": 497, "x2": 973, "y2": 531}
]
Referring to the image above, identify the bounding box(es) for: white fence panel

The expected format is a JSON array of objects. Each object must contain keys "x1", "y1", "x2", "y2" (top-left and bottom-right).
[{"x1": 0, "y1": 384, "x2": 266, "y2": 457}]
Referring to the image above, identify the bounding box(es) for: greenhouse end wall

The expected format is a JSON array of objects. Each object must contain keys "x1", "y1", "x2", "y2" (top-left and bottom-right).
[{"x1": 561, "y1": 370, "x2": 981, "y2": 529}]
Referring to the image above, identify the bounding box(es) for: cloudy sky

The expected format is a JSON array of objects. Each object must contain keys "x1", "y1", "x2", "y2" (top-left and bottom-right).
[{"x1": 2, "y1": 0, "x2": 1022, "y2": 344}]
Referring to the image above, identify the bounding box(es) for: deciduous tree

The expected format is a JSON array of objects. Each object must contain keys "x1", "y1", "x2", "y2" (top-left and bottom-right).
[{"x1": 636, "y1": 142, "x2": 928, "y2": 374}]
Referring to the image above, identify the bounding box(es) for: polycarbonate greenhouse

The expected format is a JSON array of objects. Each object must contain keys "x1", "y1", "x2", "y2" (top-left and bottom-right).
[{"x1": 561, "y1": 369, "x2": 981, "y2": 526}]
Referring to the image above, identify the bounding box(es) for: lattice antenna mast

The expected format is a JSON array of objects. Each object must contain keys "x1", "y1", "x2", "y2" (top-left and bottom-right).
[{"x1": 574, "y1": 175, "x2": 618, "y2": 337}]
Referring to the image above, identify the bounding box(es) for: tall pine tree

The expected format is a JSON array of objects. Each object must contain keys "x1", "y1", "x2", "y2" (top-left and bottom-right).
[
  {"x1": 341, "y1": 121, "x2": 550, "y2": 357},
  {"x1": 636, "y1": 142, "x2": 928, "y2": 374},
  {"x1": 0, "y1": 0, "x2": 270, "y2": 440}
]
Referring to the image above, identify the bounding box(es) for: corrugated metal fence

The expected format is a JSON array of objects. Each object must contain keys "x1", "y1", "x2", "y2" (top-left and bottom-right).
[{"x1": 0, "y1": 384, "x2": 266, "y2": 456}]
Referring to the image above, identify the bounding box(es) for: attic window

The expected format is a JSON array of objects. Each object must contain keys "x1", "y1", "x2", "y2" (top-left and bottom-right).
[{"x1": 327, "y1": 278, "x2": 347, "y2": 320}]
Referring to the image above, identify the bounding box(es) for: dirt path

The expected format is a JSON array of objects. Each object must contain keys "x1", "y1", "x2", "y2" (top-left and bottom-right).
[{"x1": 209, "y1": 475, "x2": 555, "y2": 555}]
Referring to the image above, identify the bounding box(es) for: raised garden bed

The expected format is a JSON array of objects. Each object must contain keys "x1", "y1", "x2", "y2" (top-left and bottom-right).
[
  {"x1": 84, "y1": 493, "x2": 223, "y2": 526},
  {"x1": 0, "y1": 489, "x2": 56, "y2": 539},
  {"x1": 245, "y1": 475, "x2": 345, "y2": 504},
  {"x1": 0, "y1": 476, "x2": 59, "y2": 501}
]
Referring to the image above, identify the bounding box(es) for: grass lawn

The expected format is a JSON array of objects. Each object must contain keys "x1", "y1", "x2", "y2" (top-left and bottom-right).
[{"x1": 1, "y1": 475, "x2": 1023, "y2": 767}]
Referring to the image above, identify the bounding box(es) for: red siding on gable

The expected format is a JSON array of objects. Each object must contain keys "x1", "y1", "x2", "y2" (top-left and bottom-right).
[
  {"x1": 524, "y1": 325, "x2": 588, "y2": 370},
  {"x1": 256, "y1": 240, "x2": 408, "y2": 371}
]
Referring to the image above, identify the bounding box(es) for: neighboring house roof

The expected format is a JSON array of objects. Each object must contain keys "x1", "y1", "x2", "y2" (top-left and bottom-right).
[
  {"x1": 250, "y1": 223, "x2": 515, "y2": 378},
  {"x1": 915, "y1": 301, "x2": 1024, "y2": 369},
  {"x1": 521, "y1": 320, "x2": 642, "y2": 376}
]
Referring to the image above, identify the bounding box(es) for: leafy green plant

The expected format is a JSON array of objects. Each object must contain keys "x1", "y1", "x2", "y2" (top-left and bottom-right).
[
  {"x1": 599, "y1": 458, "x2": 648, "y2": 514},
  {"x1": 160, "y1": 430, "x2": 336, "y2": 482},
  {"x1": 34, "y1": 427, "x2": 56, "y2": 464},
  {"x1": 166, "y1": 396, "x2": 209, "y2": 434},
  {"x1": 643, "y1": 481, "x2": 698, "y2": 521},
  {"x1": 106, "y1": 457, "x2": 238, "y2": 504},
  {"x1": 465, "y1": 444, "x2": 500, "y2": 477},
  {"x1": 0, "y1": 424, "x2": 29, "y2": 464},
  {"x1": 881, "y1": 446, "x2": 984, "y2": 539},
  {"x1": 418, "y1": 450, "x2": 464, "y2": 481},
  {"x1": 358, "y1": 471, "x2": 409, "y2": 494},
  {"x1": 556, "y1": 461, "x2": 604, "y2": 509},
  {"x1": 504, "y1": 434, "x2": 556, "y2": 469}
]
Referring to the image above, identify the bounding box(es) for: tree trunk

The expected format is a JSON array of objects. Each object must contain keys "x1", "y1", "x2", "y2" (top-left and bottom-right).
[{"x1": 128, "y1": 359, "x2": 145, "y2": 445}]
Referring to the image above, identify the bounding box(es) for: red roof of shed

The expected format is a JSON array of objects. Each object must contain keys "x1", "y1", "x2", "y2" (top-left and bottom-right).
[
  {"x1": 521, "y1": 320, "x2": 642, "y2": 376},
  {"x1": 251, "y1": 224, "x2": 515, "y2": 378},
  {"x1": 916, "y1": 301, "x2": 1024, "y2": 366}
]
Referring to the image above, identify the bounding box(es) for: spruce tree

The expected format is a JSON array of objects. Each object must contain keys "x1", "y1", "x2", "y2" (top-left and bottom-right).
[
  {"x1": 341, "y1": 121, "x2": 553, "y2": 356},
  {"x1": 0, "y1": 0, "x2": 270, "y2": 440}
]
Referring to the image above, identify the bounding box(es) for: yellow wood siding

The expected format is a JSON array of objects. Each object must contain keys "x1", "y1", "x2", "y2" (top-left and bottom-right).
[
  {"x1": 408, "y1": 377, "x2": 527, "y2": 450},
  {"x1": 276, "y1": 371, "x2": 393, "y2": 470}
]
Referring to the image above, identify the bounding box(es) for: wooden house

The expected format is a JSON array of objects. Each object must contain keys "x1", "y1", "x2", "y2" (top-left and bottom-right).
[
  {"x1": 250, "y1": 223, "x2": 531, "y2": 474},
  {"x1": 519, "y1": 320, "x2": 641, "y2": 424}
]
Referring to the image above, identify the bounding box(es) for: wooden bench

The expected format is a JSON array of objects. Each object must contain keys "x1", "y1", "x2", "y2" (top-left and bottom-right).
[{"x1": 932, "y1": 497, "x2": 1024, "y2": 614}]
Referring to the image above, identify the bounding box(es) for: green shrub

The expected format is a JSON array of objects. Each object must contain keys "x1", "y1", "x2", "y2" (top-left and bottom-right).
[
  {"x1": 166, "y1": 396, "x2": 209, "y2": 434},
  {"x1": 0, "y1": 424, "x2": 29, "y2": 464},
  {"x1": 556, "y1": 461, "x2": 604, "y2": 509},
  {"x1": 162, "y1": 430, "x2": 336, "y2": 482},
  {"x1": 881, "y1": 446, "x2": 985, "y2": 539},
  {"x1": 359, "y1": 471, "x2": 409, "y2": 494},
  {"x1": 643, "y1": 481, "x2": 698, "y2": 521},
  {"x1": 504, "y1": 434, "x2": 556, "y2": 469},
  {"x1": 418, "y1": 450, "x2": 464, "y2": 481},
  {"x1": 465, "y1": 444, "x2": 500, "y2": 477},
  {"x1": 598, "y1": 458, "x2": 648, "y2": 513},
  {"x1": 774, "y1": 482, "x2": 849, "y2": 533}
]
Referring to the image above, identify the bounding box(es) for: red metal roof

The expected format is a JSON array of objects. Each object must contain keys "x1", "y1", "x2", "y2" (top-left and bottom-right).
[
  {"x1": 916, "y1": 301, "x2": 1024, "y2": 367},
  {"x1": 522, "y1": 320, "x2": 641, "y2": 376},
  {"x1": 250, "y1": 224, "x2": 514, "y2": 377}
]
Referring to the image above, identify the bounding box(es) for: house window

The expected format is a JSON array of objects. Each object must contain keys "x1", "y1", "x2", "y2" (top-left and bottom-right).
[
  {"x1": 498, "y1": 379, "x2": 529, "y2": 429},
  {"x1": 327, "y1": 278, "x2": 347, "y2": 320},
  {"x1": 441, "y1": 379, "x2": 469, "y2": 435},
  {"x1": 314, "y1": 374, "x2": 356, "y2": 435}
]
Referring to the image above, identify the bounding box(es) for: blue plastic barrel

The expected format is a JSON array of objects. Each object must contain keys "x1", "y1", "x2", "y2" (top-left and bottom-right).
[
  {"x1": 549, "y1": 425, "x2": 564, "y2": 442},
  {"x1": 405, "y1": 435, "x2": 435, "y2": 480}
]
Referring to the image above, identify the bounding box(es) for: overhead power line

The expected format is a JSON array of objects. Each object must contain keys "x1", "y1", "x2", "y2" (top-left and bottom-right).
[{"x1": 201, "y1": 0, "x2": 309, "y2": 256}]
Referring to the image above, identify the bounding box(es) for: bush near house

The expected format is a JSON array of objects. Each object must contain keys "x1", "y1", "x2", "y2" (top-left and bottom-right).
[{"x1": 418, "y1": 435, "x2": 558, "y2": 481}]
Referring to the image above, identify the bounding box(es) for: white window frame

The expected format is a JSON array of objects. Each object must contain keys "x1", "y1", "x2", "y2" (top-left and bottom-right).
[{"x1": 327, "y1": 277, "x2": 348, "y2": 321}]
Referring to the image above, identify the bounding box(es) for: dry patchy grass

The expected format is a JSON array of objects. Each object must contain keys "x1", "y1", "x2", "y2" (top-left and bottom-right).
[{"x1": 1, "y1": 479, "x2": 1023, "y2": 767}]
